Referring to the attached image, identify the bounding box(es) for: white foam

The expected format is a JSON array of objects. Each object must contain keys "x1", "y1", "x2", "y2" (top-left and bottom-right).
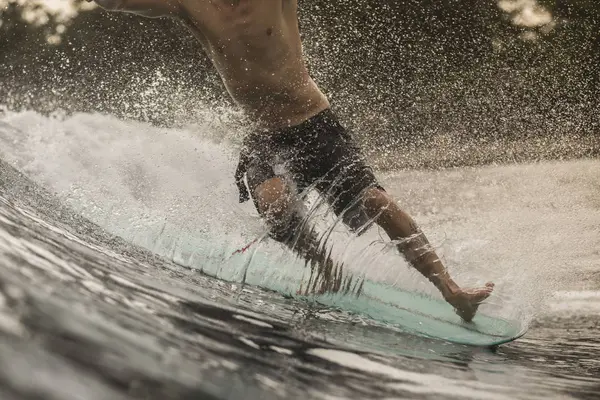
[{"x1": 547, "y1": 291, "x2": 600, "y2": 315}]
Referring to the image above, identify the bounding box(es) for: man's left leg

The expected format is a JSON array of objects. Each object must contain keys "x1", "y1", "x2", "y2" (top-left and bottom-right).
[
  {"x1": 251, "y1": 176, "x2": 351, "y2": 295},
  {"x1": 360, "y1": 186, "x2": 494, "y2": 322}
]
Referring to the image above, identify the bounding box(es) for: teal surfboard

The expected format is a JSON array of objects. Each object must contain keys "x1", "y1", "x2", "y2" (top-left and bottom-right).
[
  {"x1": 307, "y1": 280, "x2": 527, "y2": 347},
  {"x1": 212, "y1": 238, "x2": 527, "y2": 347}
]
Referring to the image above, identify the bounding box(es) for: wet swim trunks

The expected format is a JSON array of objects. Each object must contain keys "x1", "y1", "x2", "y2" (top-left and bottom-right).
[{"x1": 235, "y1": 109, "x2": 382, "y2": 234}]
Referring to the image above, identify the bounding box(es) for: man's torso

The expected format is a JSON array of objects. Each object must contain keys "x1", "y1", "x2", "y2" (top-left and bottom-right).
[{"x1": 177, "y1": 0, "x2": 329, "y2": 128}]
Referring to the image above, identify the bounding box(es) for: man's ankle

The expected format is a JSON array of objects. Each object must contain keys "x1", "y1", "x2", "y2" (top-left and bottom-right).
[{"x1": 438, "y1": 279, "x2": 461, "y2": 301}]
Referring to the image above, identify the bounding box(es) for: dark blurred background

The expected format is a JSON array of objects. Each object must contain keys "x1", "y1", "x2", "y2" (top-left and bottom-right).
[{"x1": 0, "y1": 0, "x2": 598, "y2": 168}]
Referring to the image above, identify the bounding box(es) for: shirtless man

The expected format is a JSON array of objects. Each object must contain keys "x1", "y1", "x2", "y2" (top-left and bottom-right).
[{"x1": 90, "y1": 0, "x2": 494, "y2": 321}]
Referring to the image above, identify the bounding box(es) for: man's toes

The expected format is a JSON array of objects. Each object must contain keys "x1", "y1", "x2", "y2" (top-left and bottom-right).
[{"x1": 473, "y1": 288, "x2": 492, "y2": 303}]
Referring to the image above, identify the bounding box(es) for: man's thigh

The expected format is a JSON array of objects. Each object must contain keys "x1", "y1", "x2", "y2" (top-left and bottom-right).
[{"x1": 311, "y1": 133, "x2": 382, "y2": 233}]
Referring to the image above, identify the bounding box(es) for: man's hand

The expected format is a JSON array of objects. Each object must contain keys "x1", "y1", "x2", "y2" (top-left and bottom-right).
[
  {"x1": 87, "y1": 0, "x2": 123, "y2": 11},
  {"x1": 88, "y1": 0, "x2": 180, "y2": 18}
]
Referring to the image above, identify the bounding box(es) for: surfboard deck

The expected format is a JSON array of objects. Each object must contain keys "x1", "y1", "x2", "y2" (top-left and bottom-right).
[{"x1": 307, "y1": 280, "x2": 527, "y2": 347}]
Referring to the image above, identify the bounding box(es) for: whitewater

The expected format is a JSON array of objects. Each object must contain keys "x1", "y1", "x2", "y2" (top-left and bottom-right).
[{"x1": 0, "y1": 108, "x2": 599, "y2": 399}]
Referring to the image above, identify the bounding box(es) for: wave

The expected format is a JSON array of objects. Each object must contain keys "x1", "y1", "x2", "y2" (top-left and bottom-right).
[{"x1": 1, "y1": 108, "x2": 598, "y2": 335}]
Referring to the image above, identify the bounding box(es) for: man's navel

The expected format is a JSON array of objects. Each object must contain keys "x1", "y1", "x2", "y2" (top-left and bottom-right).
[{"x1": 266, "y1": 27, "x2": 273, "y2": 36}]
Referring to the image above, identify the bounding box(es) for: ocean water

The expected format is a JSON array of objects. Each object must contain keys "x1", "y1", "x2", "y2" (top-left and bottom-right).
[{"x1": 0, "y1": 109, "x2": 599, "y2": 399}]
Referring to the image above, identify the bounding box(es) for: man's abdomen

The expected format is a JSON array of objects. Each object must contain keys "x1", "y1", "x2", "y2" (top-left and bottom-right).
[{"x1": 216, "y1": 55, "x2": 328, "y2": 128}]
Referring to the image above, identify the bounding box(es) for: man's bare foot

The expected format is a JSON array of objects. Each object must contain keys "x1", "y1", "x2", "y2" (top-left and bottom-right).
[{"x1": 446, "y1": 282, "x2": 495, "y2": 322}]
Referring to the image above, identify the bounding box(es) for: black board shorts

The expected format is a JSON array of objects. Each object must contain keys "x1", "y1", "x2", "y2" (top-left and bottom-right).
[{"x1": 235, "y1": 109, "x2": 383, "y2": 233}]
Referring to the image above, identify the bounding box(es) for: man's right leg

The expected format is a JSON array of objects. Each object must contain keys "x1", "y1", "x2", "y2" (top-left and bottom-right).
[
  {"x1": 252, "y1": 177, "x2": 349, "y2": 294},
  {"x1": 361, "y1": 186, "x2": 494, "y2": 322}
]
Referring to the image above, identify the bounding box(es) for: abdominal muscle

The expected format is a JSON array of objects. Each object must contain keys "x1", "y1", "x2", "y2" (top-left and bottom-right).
[
  {"x1": 221, "y1": 64, "x2": 330, "y2": 129},
  {"x1": 180, "y1": 3, "x2": 330, "y2": 129}
]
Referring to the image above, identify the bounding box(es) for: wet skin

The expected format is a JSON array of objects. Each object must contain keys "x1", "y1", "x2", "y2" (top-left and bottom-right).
[{"x1": 90, "y1": 0, "x2": 494, "y2": 321}]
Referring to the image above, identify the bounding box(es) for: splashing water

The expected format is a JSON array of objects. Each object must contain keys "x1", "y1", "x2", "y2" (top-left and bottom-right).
[
  {"x1": 1, "y1": 107, "x2": 597, "y2": 339},
  {"x1": 1, "y1": 0, "x2": 599, "y2": 396}
]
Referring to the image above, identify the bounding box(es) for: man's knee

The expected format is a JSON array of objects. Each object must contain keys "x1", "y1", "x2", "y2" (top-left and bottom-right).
[
  {"x1": 254, "y1": 177, "x2": 301, "y2": 242},
  {"x1": 362, "y1": 186, "x2": 393, "y2": 217},
  {"x1": 254, "y1": 177, "x2": 292, "y2": 217}
]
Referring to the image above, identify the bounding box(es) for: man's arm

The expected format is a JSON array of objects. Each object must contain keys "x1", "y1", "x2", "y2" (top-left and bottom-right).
[{"x1": 91, "y1": 0, "x2": 180, "y2": 18}]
